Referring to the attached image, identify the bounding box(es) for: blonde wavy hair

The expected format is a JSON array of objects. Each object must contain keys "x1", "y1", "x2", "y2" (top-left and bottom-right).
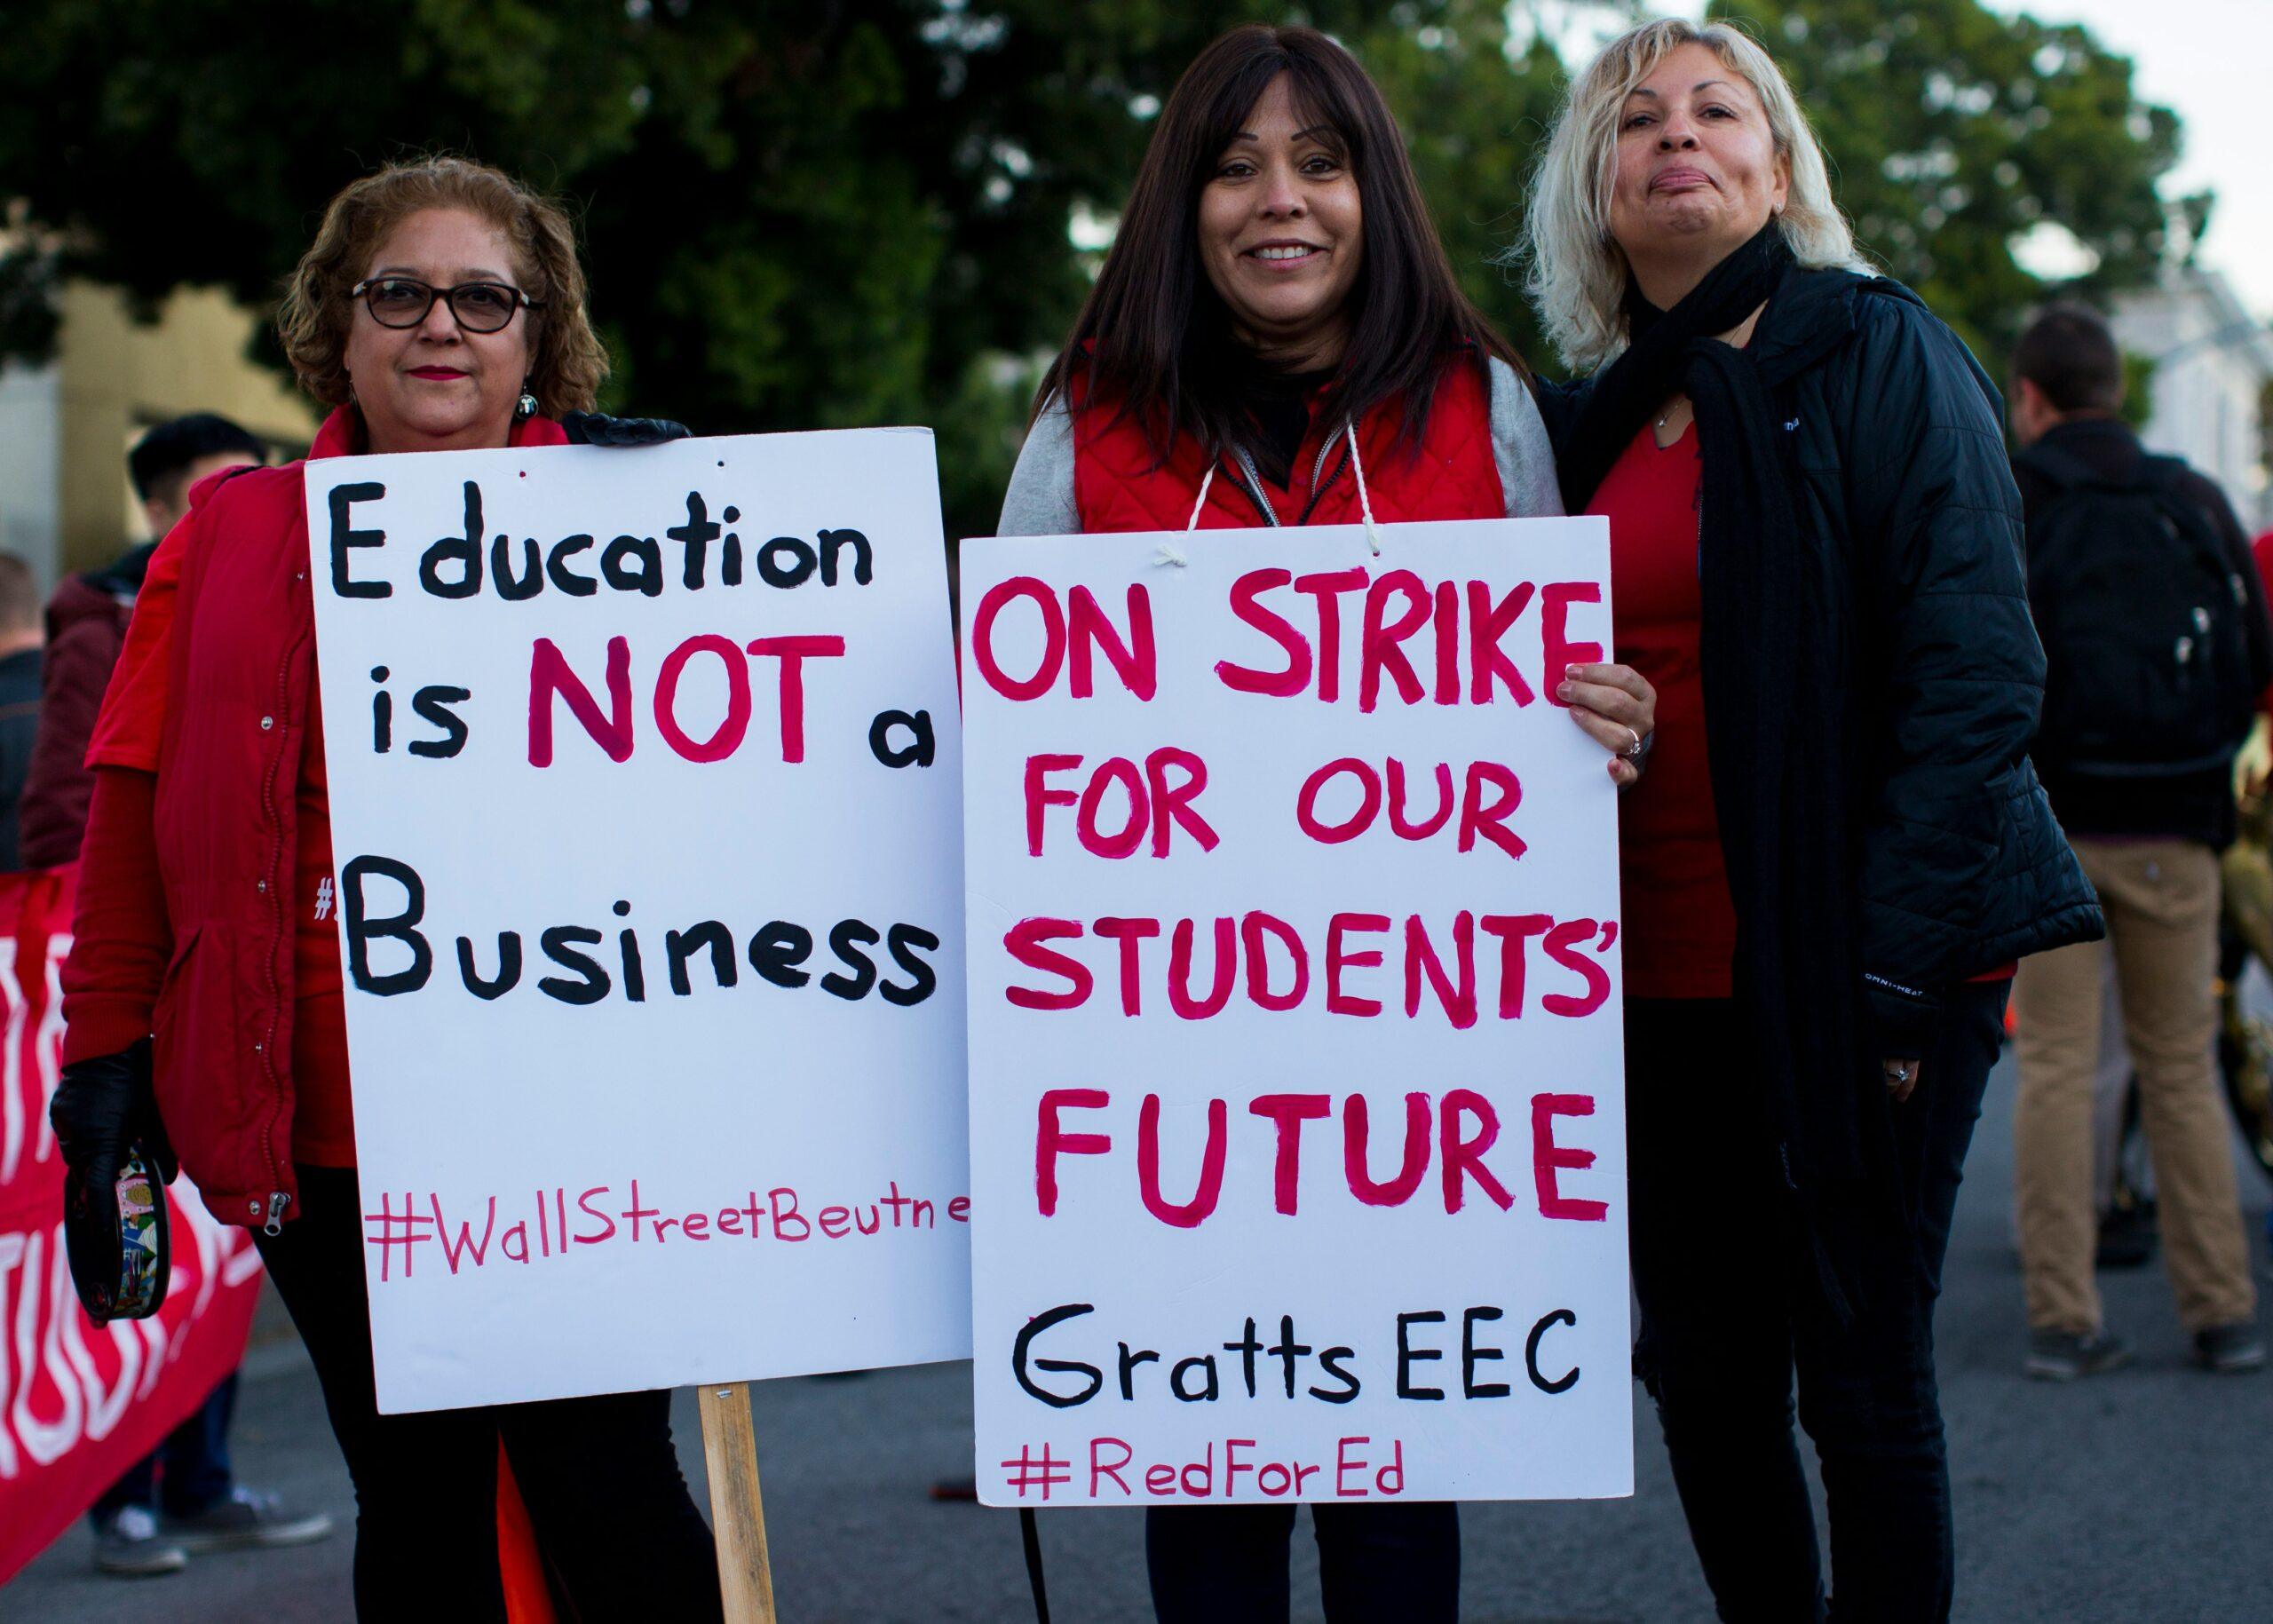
[
  {"x1": 1524, "y1": 18, "x2": 1867, "y2": 372},
  {"x1": 278, "y1": 156, "x2": 608, "y2": 418}
]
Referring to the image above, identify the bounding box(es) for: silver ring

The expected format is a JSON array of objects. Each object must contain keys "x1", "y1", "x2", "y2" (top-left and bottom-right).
[
  {"x1": 1620, "y1": 725, "x2": 1646, "y2": 761},
  {"x1": 1883, "y1": 1064, "x2": 1910, "y2": 1081}
]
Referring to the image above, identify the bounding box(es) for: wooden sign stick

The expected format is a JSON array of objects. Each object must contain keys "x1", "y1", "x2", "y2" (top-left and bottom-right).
[{"x1": 699, "y1": 1382, "x2": 780, "y2": 1623}]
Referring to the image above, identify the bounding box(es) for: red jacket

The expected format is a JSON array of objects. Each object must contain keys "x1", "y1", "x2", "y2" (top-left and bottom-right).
[
  {"x1": 1070, "y1": 354, "x2": 1506, "y2": 533},
  {"x1": 62, "y1": 407, "x2": 569, "y2": 1229}
]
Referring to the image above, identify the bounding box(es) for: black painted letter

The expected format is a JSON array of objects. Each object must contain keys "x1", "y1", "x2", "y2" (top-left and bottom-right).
[
  {"x1": 328, "y1": 482, "x2": 390, "y2": 599},
  {"x1": 343, "y1": 855, "x2": 432, "y2": 994},
  {"x1": 1011, "y1": 1303, "x2": 1104, "y2": 1408}
]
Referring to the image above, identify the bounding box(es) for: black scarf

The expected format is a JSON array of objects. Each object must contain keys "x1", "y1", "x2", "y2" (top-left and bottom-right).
[{"x1": 1567, "y1": 226, "x2": 1888, "y2": 1319}]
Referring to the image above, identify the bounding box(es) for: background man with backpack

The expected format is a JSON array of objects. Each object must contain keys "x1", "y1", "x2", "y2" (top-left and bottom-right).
[{"x1": 2009, "y1": 302, "x2": 2269, "y2": 1381}]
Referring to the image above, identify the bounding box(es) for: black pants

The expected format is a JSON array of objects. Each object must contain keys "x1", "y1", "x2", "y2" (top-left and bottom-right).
[
  {"x1": 253, "y1": 1165, "x2": 723, "y2": 1621},
  {"x1": 91, "y1": 1374, "x2": 237, "y2": 1523},
  {"x1": 1144, "y1": 1501, "x2": 1459, "y2": 1623},
  {"x1": 1626, "y1": 984, "x2": 2008, "y2": 1624}
]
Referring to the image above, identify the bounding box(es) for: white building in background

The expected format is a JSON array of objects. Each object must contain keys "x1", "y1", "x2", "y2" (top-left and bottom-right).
[
  {"x1": 0, "y1": 283, "x2": 313, "y2": 592},
  {"x1": 2111, "y1": 265, "x2": 2273, "y2": 533}
]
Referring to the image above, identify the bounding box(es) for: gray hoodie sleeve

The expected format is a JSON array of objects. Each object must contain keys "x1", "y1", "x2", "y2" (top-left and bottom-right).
[
  {"x1": 994, "y1": 392, "x2": 1080, "y2": 538},
  {"x1": 1486, "y1": 356, "x2": 1564, "y2": 519}
]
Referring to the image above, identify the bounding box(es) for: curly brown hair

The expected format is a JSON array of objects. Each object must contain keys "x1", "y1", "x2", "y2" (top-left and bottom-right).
[{"x1": 278, "y1": 156, "x2": 608, "y2": 418}]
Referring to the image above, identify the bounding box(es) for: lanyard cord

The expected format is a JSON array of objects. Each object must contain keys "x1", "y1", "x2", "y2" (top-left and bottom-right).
[
  {"x1": 1343, "y1": 422, "x2": 1382, "y2": 556},
  {"x1": 1189, "y1": 424, "x2": 1381, "y2": 555}
]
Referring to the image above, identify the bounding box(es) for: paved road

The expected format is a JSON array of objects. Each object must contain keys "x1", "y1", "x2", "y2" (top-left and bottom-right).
[{"x1": 7, "y1": 1050, "x2": 2271, "y2": 1621}]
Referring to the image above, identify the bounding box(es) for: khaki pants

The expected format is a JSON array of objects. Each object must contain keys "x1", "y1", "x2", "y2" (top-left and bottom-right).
[{"x1": 2012, "y1": 837, "x2": 2257, "y2": 1334}]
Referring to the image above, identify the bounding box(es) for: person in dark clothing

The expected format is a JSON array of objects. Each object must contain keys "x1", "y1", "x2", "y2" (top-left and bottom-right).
[
  {"x1": 0, "y1": 552, "x2": 43, "y2": 872},
  {"x1": 1525, "y1": 19, "x2": 2101, "y2": 1621},
  {"x1": 19, "y1": 413, "x2": 266, "y2": 875},
  {"x1": 2007, "y1": 302, "x2": 2269, "y2": 1382},
  {"x1": 16, "y1": 543, "x2": 150, "y2": 875},
  {"x1": 2008, "y1": 313, "x2": 2273, "y2": 852}
]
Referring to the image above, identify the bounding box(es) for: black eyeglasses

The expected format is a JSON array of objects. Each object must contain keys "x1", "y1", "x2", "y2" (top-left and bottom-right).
[{"x1": 351, "y1": 277, "x2": 542, "y2": 334}]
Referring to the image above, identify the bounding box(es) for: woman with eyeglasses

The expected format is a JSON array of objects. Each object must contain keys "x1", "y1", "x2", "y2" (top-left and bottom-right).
[
  {"x1": 998, "y1": 25, "x2": 1652, "y2": 1624},
  {"x1": 48, "y1": 156, "x2": 722, "y2": 1619}
]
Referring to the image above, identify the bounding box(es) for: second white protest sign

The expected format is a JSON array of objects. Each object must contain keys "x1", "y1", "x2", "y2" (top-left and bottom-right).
[{"x1": 962, "y1": 518, "x2": 1632, "y2": 1507}]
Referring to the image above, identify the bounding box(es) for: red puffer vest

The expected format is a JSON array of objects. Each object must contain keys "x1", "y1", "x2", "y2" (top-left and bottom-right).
[
  {"x1": 63, "y1": 407, "x2": 568, "y2": 1228},
  {"x1": 1070, "y1": 353, "x2": 1505, "y2": 532}
]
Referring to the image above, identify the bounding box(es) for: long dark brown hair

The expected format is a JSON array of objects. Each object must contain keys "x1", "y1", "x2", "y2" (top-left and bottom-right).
[{"x1": 1034, "y1": 25, "x2": 1521, "y2": 461}]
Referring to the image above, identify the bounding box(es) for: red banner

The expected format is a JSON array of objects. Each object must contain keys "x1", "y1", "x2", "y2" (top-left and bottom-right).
[{"x1": 0, "y1": 867, "x2": 262, "y2": 1586}]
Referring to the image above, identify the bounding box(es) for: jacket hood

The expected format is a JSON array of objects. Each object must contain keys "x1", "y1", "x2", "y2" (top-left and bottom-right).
[
  {"x1": 1746, "y1": 265, "x2": 1915, "y2": 388},
  {"x1": 44, "y1": 566, "x2": 136, "y2": 640},
  {"x1": 1748, "y1": 265, "x2": 2005, "y2": 425},
  {"x1": 1537, "y1": 266, "x2": 1929, "y2": 444}
]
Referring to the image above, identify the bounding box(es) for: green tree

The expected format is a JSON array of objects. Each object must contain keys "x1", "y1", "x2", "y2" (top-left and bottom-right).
[
  {"x1": 1343, "y1": 1, "x2": 1574, "y2": 369},
  {"x1": 0, "y1": 2, "x2": 1582, "y2": 534},
  {"x1": 1707, "y1": 0, "x2": 2198, "y2": 371},
  {"x1": 1, "y1": 1, "x2": 2190, "y2": 533}
]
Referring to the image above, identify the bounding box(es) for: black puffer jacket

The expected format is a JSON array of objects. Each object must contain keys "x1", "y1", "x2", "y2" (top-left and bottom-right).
[{"x1": 1540, "y1": 265, "x2": 2102, "y2": 1051}]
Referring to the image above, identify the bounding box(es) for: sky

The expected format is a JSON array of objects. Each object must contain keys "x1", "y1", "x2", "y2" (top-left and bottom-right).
[
  {"x1": 2005, "y1": 0, "x2": 2272, "y2": 317},
  {"x1": 1619, "y1": 1, "x2": 2273, "y2": 317}
]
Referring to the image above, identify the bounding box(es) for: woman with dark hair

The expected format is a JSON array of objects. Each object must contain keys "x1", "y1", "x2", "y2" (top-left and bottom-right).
[
  {"x1": 48, "y1": 156, "x2": 720, "y2": 1620},
  {"x1": 999, "y1": 24, "x2": 1654, "y2": 1623},
  {"x1": 1525, "y1": 19, "x2": 2101, "y2": 1620}
]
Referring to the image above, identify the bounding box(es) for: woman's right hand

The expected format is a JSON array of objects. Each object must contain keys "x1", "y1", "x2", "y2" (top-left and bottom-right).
[{"x1": 51, "y1": 1039, "x2": 172, "y2": 1319}]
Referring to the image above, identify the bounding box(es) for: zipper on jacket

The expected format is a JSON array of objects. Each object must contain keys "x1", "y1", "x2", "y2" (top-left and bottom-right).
[
  {"x1": 1222, "y1": 421, "x2": 1350, "y2": 529},
  {"x1": 263, "y1": 1191, "x2": 289, "y2": 1236},
  {"x1": 1227, "y1": 447, "x2": 1280, "y2": 527},
  {"x1": 1298, "y1": 433, "x2": 1354, "y2": 527},
  {"x1": 1305, "y1": 426, "x2": 1340, "y2": 496},
  {"x1": 254, "y1": 598, "x2": 310, "y2": 1209}
]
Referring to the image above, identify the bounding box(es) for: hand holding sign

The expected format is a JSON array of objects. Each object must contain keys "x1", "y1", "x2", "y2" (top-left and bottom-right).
[{"x1": 1556, "y1": 661, "x2": 1659, "y2": 788}]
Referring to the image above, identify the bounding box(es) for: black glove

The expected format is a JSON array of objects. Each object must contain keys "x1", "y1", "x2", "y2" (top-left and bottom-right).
[
  {"x1": 560, "y1": 411, "x2": 691, "y2": 448},
  {"x1": 51, "y1": 1039, "x2": 175, "y2": 1321}
]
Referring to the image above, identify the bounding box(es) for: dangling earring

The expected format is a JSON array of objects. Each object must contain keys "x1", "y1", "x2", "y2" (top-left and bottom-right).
[{"x1": 514, "y1": 384, "x2": 538, "y2": 421}]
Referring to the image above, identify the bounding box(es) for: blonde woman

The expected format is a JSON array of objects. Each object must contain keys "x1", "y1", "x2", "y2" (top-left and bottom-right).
[{"x1": 1524, "y1": 20, "x2": 2096, "y2": 1621}]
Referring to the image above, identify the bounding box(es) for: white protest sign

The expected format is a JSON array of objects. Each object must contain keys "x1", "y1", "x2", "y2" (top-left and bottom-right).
[
  {"x1": 305, "y1": 429, "x2": 969, "y2": 1414},
  {"x1": 961, "y1": 519, "x2": 1631, "y2": 1506}
]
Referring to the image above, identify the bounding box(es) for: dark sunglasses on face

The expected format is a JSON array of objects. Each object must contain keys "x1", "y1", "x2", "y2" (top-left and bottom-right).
[{"x1": 350, "y1": 277, "x2": 542, "y2": 334}]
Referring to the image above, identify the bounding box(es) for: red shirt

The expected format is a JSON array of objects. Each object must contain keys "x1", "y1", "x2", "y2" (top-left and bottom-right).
[
  {"x1": 290, "y1": 683, "x2": 352, "y2": 1165},
  {"x1": 1590, "y1": 421, "x2": 1737, "y2": 999}
]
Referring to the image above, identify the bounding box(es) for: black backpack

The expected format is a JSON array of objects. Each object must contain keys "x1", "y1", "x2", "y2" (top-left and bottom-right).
[{"x1": 2021, "y1": 440, "x2": 2258, "y2": 779}]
